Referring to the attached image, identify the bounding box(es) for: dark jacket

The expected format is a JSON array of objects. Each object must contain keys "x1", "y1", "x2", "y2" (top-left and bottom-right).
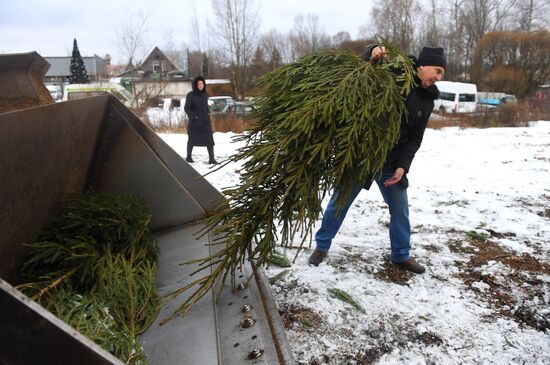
[
  {"x1": 363, "y1": 47, "x2": 439, "y2": 188},
  {"x1": 184, "y1": 76, "x2": 215, "y2": 146},
  {"x1": 387, "y1": 77, "x2": 438, "y2": 173}
]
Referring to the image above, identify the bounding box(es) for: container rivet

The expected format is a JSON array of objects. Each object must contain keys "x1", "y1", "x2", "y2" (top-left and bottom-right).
[
  {"x1": 241, "y1": 318, "x2": 256, "y2": 328},
  {"x1": 248, "y1": 348, "x2": 264, "y2": 359}
]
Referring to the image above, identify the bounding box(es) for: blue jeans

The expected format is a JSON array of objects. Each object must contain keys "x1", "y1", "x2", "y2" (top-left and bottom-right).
[{"x1": 315, "y1": 167, "x2": 411, "y2": 263}]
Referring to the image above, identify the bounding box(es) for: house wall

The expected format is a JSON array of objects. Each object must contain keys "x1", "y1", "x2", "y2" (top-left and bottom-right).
[
  {"x1": 140, "y1": 49, "x2": 178, "y2": 74},
  {"x1": 132, "y1": 79, "x2": 233, "y2": 107},
  {"x1": 133, "y1": 80, "x2": 193, "y2": 106}
]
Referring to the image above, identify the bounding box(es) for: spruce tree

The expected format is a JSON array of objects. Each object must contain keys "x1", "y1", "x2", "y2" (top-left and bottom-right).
[
  {"x1": 162, "y1": 42, "x2": 417, "y2": 321},
  {"x1": 69, "y1": 38, "x2": 90, "y2": 84}
]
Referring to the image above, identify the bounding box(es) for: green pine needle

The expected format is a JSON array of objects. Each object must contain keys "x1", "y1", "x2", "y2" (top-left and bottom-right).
[
  {"x1": 19, "y1": 192, "x2": 159, "y2": 364},
  {"x1": 328, "y1": 287, "x2": 365, "y2": 313},
  {"x1": 268, "y1": 269, "x2": 291, "y2": 284},
  {"x1": 266, "y1": 251, "x2": 293, "y2": 268}
]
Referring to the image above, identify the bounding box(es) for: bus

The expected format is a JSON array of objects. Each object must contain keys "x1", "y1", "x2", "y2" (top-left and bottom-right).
[{"x1": 62, "y1": 82, "x2": 134, "y2": 107}]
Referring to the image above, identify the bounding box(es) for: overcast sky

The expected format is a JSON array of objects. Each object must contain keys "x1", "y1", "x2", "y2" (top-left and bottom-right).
[{"x1": 0, "y1": 0, "x2": 374, "y2": 64}]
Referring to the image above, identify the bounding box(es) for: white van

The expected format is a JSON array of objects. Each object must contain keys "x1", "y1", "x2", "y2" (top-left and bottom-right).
[
  {"x1": 63, "y1": 82, "x2": 134, "y2": 107},
  {"x1": 433, "y1": 81, "x2": 477, "y2": 113}
]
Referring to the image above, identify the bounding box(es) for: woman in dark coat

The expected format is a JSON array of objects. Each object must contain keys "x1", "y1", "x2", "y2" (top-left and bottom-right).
[{"x1": 184, "y1": 76, "x2": 217, "y2": 164}]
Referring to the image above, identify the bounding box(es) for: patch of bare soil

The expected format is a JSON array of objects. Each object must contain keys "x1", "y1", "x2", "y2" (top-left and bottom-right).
[
  {"x1": 516, "y1": 195, "x2": 550, "y2": 220},
  {"x1": 422, "y1": 244, "x2": 442, "y2": 253},
  {"x1": 411, "y1": 331, "x2": 445, "y2": 346},
  {"x1": 279, "y1": 303, "x2": 323, "y2": 331},
  {"x1": 310, "y1": 328, "x2": 444, "y2": 365},
  {"x1": 351, "y1": 345, "x2": 393, "y2": 365},
  {"x1": 453, "y1": 233, "x2": 550, "y2": 332},
  {"x1": 373, "y1": 256, "x2": 413, "y2": 285}
]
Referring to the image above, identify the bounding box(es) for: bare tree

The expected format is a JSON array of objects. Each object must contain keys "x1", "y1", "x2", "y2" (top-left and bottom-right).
[
  {"x1": 422, "y1": 0, "x2": 440, "y2": 47},
  {"x1": 162, "y1": 29, "x2": 187, "y2": 73},
  {"x1": 331, "y1": 31, "x2": 352, "y2": 47},
  {"x1": 462, "y1": 0, "x2": 510, "y2": 80},
  {"x1": 445, "y1": 0, "x2": 467, "y2": 79},
  {"x1": 185, "y1": 0, "x2": 211, "y2": 77},
  {"x1": 115, "y1": 10, "x2": 150, "y2": 67},
  {"x1": 463, "y1": 0, "x2": 507, "y2": 40},
  {"x1": 513, "y1": 0, "x2": 550, "y2": 31},
  {"x1": 211, "y1": 0, "x2": 260, "y2": 99},
  {"x1": 188, "y1": 0, "x2": 204, "y2": 51},
  {"x1": 289, "y1": 13, "x2": 330, "y2": 60},
  {"x1": 369, "y1": 0, "x2": 421, "y2": 54},
  {"x1": 260, "y1": 29, "x2": 292, "y2": 65},
  {"x1": 473, "y1": 29, "x2": 550, "y2": 95}
]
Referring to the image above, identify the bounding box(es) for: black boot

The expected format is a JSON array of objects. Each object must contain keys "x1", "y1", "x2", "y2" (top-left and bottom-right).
[
  {"x1": 207, "y1": 145, "x2": 218, "y2": 164},
  {"x1": 186, "y1": 143, "x2": 194, "y2": 163}
]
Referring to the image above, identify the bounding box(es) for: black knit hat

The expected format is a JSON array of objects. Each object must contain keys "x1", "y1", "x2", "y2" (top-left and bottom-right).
[{"x1": 418, "y1": 47, "x2": 446, "y2": 69}]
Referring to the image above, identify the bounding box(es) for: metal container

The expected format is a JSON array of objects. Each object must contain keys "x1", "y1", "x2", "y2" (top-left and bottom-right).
[{"x1": 0, "y1": 53, "x2": 294, "y2": 365}]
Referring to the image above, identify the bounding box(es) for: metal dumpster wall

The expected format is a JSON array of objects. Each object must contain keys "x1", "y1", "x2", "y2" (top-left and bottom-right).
[
  {"x1": 0, "y1": 278, "x2": 123, "y2": 365},
  {"x1": 0, "y1": 94, "x2": 219, "y2": 282},
  {"x1": 88, "y1": 96, "x2": 215, "y2": 231},
  {"x1": 108, "y1": 99, "x2": 223, "y2": 215},
  {"x1": 0, "y1": 52, "x2": 54, "y2": 113},
  {"x1": 0, "y1": 95, "x2": 294, "y2": 365},
  {"x1": 0, "y1": 96, "x2": 110, "y2": 284}
]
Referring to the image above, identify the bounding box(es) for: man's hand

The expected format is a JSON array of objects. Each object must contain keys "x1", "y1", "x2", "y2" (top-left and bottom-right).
[
  {"x1": 384, "y1": 167, "x2": 405, "y2": 187},
  {"x1": 370, "y1": 45, "x2": 388, "y2": 65}
]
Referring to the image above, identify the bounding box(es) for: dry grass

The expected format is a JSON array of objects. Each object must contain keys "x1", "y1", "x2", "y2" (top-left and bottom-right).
[
  {"x1": 145, "y1": 115, "x2": 256, "y2": 134},
  {"x1": 146, "y1": 102, "x2": 548, "y2": 133},
  {"x1": 428, "y1": 102, "x2": 550, "y2": 129},
  {"x1": 153, "y1": 125, "x2": 188, "y2": 134}
]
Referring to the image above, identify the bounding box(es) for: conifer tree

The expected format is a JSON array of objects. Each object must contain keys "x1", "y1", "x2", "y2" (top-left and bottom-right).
[
  {"x1": 162, "y1": 42, "x2": 417, "y2": 321},
  {"x1": 69, "y1": 38, "x2": 90, "y2": 84}
]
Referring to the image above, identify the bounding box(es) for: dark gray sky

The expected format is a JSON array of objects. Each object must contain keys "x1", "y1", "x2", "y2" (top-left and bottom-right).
[{"x1": 0, "y1": 0, "x2": 374, "y2": 64}]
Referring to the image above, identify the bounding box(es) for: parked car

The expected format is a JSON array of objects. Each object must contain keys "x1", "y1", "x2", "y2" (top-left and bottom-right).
[
  {"x1": 478, "y1": 91, "x2": 517, "y2": 107},
  {"x1": 226, "y1": 101, "x2": 254, "y2": 117},
  {"x1": 208, "y1": 96, "x2": 235, "y2": 113}
]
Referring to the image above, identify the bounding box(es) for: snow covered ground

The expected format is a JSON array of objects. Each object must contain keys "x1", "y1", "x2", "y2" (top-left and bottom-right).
[{"x1": 160, "y1": 121, "x2": 550, "y2": 365}]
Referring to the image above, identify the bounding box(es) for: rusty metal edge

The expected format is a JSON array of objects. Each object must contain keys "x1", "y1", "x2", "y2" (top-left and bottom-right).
[{"x1": 253, "y1": 268, "x2": 296, "y2": 365}]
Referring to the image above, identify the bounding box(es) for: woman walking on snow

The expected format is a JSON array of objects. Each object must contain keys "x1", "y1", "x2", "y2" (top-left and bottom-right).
[{"x1": 184, "y1": 76, "x2": 218, "y2": 164}]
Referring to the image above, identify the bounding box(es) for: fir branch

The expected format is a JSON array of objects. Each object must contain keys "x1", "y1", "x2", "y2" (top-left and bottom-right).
[
  {"x1": 165, "y1": 41, "x2": 416, "y2": 320},
  {"x1": 20, "y1": 192, "x2": 159, "y2": 364},
  {"x1": 328, "y1": 288, "x2": 365, "y2": 313}
]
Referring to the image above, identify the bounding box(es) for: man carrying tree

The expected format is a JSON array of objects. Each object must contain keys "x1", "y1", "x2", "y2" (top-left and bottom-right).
[{"x1": 309, "y1": 46, "x2": 446, "y2": 274}]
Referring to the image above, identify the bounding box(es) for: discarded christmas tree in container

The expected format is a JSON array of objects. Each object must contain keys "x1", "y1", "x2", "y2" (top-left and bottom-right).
[
  {"x1": 163, "y1": 41, "x2": 416, "y2": 321},
  {"x1": 19, "y1": 192, "x2": 159, "y2": 364}
]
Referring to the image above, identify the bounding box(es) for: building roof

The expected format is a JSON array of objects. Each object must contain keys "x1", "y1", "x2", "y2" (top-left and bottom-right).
[
  {"x1": 44, "y1": 55, "x2": 105, "y2": 77},
  {"x1": 117, "y1": 47, "x2": 181, "y2": 77},
  {"x1": 206, "y1": 79, "x2": 231, "y2": 85}
]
